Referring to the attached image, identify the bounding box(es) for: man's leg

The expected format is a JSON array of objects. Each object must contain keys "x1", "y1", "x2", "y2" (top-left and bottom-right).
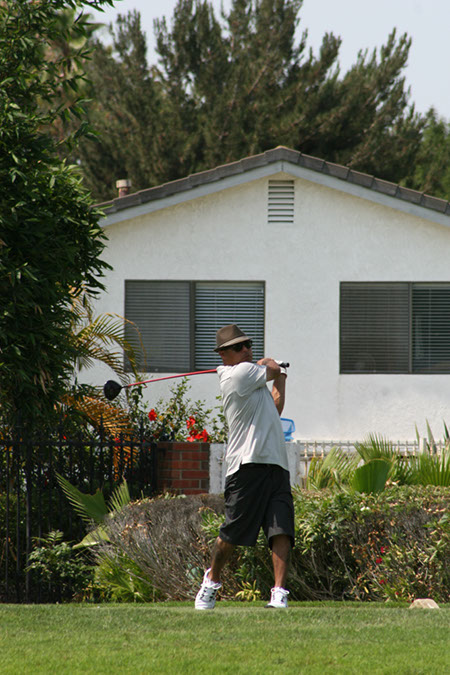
[
  {"x1": 195, "y1": 536, "x2": 235, "y2": 610},
  {"x1": 271, "y1": 534, "x2": 291, "y2": 588},
  {"x1": 209, "y1": 536, "x2": 235, "y2": 582}
]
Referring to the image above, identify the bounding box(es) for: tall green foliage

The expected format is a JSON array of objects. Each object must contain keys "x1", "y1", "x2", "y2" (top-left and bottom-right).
[
  {"x1": 73, "y1": 0, "x2": 424, "y2": 202},
  {"x1": 307, "y1": 433, "x2": 450, "y2": 492},
  {"x1": 0, "y1": 0, "x2": 114, "y2": 431},
  {"x1": 403, "y1": 109, "x2": 450, "y2": 200}
]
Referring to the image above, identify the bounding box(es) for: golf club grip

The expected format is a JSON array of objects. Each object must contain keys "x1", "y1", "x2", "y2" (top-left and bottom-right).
[{"x1": 278, "y1": 362, "x2": 290, "y2": 368}]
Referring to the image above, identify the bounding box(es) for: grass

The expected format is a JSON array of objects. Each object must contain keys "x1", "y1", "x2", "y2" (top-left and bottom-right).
[{"x1": 1, "y1": 602, "x2": 449, "y2": 674}]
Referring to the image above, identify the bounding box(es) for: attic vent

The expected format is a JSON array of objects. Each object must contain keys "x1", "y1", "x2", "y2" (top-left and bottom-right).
[{"x1": 268, "y1": 180, "x2": 294, "y2": 223}]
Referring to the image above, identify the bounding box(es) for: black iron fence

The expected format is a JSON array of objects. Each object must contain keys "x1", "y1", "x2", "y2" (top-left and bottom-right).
[{"x1": 0, "y1": 420, "x2": 157, "y2": 603}]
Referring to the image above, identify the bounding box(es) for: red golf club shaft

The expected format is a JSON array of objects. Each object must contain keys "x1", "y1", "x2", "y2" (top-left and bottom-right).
[
  {"x1": 125, "y1": 362, "x2": 289, "y2": 390},
  {"x1": 125, "y1": 370, "x2": 217, "y2": 388}
]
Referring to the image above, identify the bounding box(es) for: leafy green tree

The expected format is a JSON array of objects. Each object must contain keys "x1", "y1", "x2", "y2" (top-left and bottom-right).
[
  {"x1": 74, "y1": 0, "x2": 424, "y2": 202},
  {"x1": 0, "y1": 0, "x2": 115, "y2": 432},
  {"x1": 403, "y1": 109, "x2": 450, "y2": 200},
  {"x1": 69, "y1": 9, "x2": 170, "y2": 201}
]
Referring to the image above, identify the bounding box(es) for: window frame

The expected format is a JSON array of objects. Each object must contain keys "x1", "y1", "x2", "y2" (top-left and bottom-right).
[
  {"x1": 340, "y1": 281, "x2": 450, "y2": 375},
  {"x1": 124, "y1": 279, "x2": 266, "y2": 373}
]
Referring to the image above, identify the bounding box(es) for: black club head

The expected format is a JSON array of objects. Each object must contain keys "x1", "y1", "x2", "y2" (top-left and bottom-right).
[{"x1": 103, "y1": 380, "x2": 122, "y2": 401}]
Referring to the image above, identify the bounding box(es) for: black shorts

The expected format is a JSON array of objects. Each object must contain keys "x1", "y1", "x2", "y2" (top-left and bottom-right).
[{"x1": 219, "y1": 463, "x2": 295, "y2": 549}]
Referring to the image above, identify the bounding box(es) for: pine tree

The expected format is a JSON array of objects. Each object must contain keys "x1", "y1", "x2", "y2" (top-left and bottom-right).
[
  {"x1": 403, "y1": 110, "x2": 450, "y2": 200},
  {"x1": 74, "y1": 0, "x2": 425, "y2": 202}
]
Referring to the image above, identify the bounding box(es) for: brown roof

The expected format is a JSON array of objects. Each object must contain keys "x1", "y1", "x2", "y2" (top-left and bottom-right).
[{"x1": 99, "y1": 146, "x2": 450, "y2": 218}]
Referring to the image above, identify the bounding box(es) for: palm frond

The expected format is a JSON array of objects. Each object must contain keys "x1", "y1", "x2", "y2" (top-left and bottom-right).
[
  {"x1": 389, "y1": 455, "x2": 417, "y2": 485},
  {"x1": 76, "y1": 314, "x2": 128, "y2": 345},
  {"x1": 352, "y1": 458, "x2": 390, "y2": 494},
  {"x1": 412, "y1": 450, "x2": 450, "y2": 486},
  {"x1": 306, "y1": 447, "x2": 359, "y2": 490},
  {"x1": 56, "y1": 473, "x2": 108, "y2": 524},
  {"x1": 108, "y1": 480, "x2": 131, "y2": 512},
  {"x1": 75, "y1": 526, "x2": 110, "y2": 549},
  {"x1": 76, "y1": 345, "x2": 130, "y2": 383},
  {"x1": 443, "y1": 421, "x2": 450, "y2": 443},
  {"x1": 354, "y1": 433, "x2": 395, "y2": 462},
  {"x1": 426, "y1": 419, "x2": 438, "y2": 455},
  {"x1": 62, "y1": 393, "x2": 135, "y2": 437},
  {"x1": 75, "y1": 315, "x2": 139, "y2": 375}
]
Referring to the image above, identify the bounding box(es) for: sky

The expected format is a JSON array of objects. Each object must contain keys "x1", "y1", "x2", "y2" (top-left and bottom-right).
[{"x1": 90, "y1": 0, "x2": 450, "y2": 120}]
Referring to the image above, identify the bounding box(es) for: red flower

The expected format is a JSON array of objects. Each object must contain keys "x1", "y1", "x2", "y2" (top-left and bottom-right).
[
  {"x1": 186, "y1": 416, "x2": 196, "y2": 429},
  {"x1": 379, "y1": 579, "x2": 386, "y2": 585},
  {"x1": 380, "y1": 546, "x2": 387, "y2": 554},
  {"x1": 148, "y1": 409, "x2": 157, "y2": 421},
  {"x1": 375, "y1": 557, "x2": 383, "y2": 564},
  {"x1": 187, "y1": 428, "x2": 209, "y2": 442}
]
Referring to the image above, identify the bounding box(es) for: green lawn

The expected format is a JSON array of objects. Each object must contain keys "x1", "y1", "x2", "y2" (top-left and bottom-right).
[{"x1": 1, "y1": 602, "x2": 449, "y2": 674}]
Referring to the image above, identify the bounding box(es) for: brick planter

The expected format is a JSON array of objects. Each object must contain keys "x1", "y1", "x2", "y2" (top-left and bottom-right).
[{"x1": 157, "y1": 442, "x2": 210, "y2": 495}]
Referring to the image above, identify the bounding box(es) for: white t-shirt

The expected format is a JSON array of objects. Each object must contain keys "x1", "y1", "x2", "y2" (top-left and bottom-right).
[{"x1": 217, "y1": 361, "x2": 289, "y2": 477}]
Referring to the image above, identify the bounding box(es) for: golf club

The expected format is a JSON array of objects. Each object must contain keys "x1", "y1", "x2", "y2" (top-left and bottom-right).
[{"x1": 103, "y1": 362, "x2": 290, "y2": 401}]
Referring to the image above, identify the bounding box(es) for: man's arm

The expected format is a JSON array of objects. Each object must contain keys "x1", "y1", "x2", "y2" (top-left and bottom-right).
[
  {"x1": 271, "y1": 373, "x2": 286, "y2": 416},
  {"x1": 257, "y1": 358, "x2": 287, "y2": 416}
]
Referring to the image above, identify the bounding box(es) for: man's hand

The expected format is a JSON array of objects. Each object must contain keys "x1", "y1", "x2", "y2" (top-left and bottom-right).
[
  {"x1": 274, "y1": 360, "x2": 288, "y2": 377},
  {"x1": 257, "y1": 358, "x2": 288, "y2": 381},
  {"x1": 257, "y1": 357, "x2": 281, "y2": 381}
]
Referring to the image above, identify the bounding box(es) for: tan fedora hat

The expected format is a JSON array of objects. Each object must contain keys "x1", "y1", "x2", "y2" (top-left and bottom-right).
[{"x1": 214, "y1": 324, "x2": 251, "y2": 352}]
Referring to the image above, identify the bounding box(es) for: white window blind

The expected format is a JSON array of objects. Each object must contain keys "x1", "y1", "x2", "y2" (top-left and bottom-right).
[
  {"x1": 125, "y1": 281, "x2": 191, "y2": 372},
  {"x1": 412, "y1": 285, "x2": 450, "y2": 373},
  {"x1": 195, "y1": 282, "x2": 265, "y2": 368},
  {"x1": 340, "y1": 283, "x2": 409, "y2": 373}
]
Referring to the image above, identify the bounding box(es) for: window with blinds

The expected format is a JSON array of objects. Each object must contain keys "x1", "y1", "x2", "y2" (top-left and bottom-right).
[
  {"x1": 124, "y1": 280, "x2": 265, "y2": 372},
  {"x1": 195, "y1": 282, "x2": 264, "y2": 368},
  {"x1": 340, "y1": 282, "x2": 450, "y2": 374},
  {"x1": 124, "y1": 281, "x2": 191, "y2": 372},
  {"x1": 412, "y1": 285, "x2": 450, "y2": 373}
]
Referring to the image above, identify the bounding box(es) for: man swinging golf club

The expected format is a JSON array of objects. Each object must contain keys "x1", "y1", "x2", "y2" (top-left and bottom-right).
[{"x1": 195, "y1": 324, "x2": 294, "y2": 610}]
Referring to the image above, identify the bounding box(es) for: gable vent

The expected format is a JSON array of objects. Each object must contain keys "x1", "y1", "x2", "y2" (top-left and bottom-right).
[{"x1": 268, "y1": 180, "x2": 294, "y2": 223}]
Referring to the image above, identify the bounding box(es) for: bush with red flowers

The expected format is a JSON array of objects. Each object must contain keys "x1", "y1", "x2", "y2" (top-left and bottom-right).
[
  {"x1": 126, "y1": 377, "x2": 226, "y2": 442},
  {"x1": 287, "y1": 484, "x2": 450, "y2": 602}
]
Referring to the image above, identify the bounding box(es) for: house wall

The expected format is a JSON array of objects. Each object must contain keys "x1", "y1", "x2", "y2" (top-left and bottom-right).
[{"x1": 87, "y1": 171, "x2": 450, "y2": 442}]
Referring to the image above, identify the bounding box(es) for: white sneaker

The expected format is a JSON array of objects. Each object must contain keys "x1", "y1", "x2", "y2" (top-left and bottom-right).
[
  {"x1": 265, "y1": 587, "x2": 289, "y2": 608},
  {"x1": 195, "y1": 569, "x2": 222, "y2": 610}
]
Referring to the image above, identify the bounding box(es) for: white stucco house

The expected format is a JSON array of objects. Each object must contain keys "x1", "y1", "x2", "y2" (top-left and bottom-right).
[{"x1": 87, "y1": 146, "x2": 450, "y2": 443}]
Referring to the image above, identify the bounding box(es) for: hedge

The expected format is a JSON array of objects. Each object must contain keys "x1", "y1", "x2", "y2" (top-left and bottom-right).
[{"x1": 94, "y1": 485, "x2": 449, "y2": 603}]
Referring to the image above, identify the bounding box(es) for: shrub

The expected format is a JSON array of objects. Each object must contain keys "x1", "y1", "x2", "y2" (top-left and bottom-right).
[
  {"x1": 92, "y1": 546, "x2": 159, "y2": 603},
  {"x1": 26, "y1": 531, "x2": 94, "y2": 602},
  {"x1": 96, "y1": 493, "x2": 226, "y2": 600},
  {"x1": 289, "y1": 485, "x2": 450, "y2": 602},
  {"x1": 97, "y1": 486, "x2": 450, "y2": 603},
  {"x1": 0, "y1": 491, "x2": 23, "y2": 601}
]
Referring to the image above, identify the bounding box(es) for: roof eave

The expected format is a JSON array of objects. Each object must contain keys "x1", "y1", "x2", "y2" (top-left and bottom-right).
[{"x1": 97, "y1": 147, "x2": 450, "y2": 228}]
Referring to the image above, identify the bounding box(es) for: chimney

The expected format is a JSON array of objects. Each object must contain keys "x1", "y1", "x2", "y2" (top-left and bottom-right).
[{"x1": 116, "y1": 179, "x2": 132, "y2": 198}]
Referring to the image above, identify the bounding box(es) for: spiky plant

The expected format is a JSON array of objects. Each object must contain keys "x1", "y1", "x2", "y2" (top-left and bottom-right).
[
  {"x1": 61, "y1": 290, "x2": 142, "y2": 435},
  {"x1": 306, "y1": 447, "x2": 360, "y2": 490}
]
